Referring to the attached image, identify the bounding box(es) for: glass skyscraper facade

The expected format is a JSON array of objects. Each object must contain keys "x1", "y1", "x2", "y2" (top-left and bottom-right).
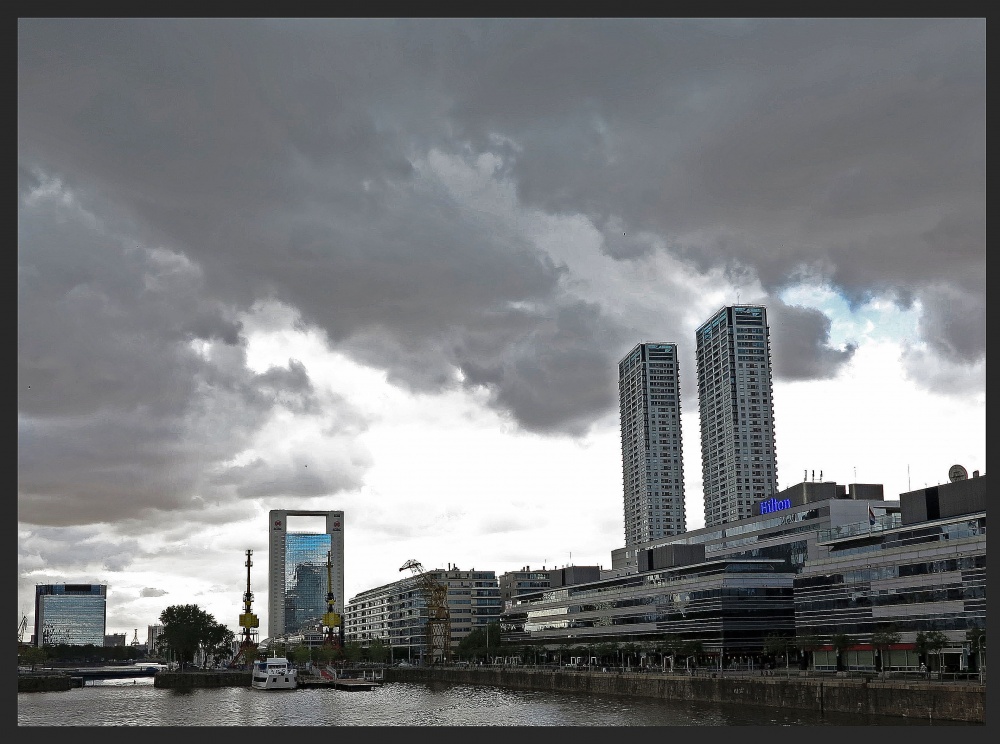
[
  {"x1": 695, "y1": 305, "x2": 779, "y2": 527},
  {"x1": 267, "y1": 509, "x2": 344, "y2": 639},
  {"x1": 283, "y1": 533, "x2": 332, "y2": 633},
  {"x1": 619, "y1": 342, "x2": 686, "y2": 547},
  {"x1": 34, "y1": 584, "x2": 107, "y2": 647}
]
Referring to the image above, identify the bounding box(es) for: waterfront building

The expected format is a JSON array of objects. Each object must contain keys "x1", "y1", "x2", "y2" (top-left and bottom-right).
[
  {"x1": 267, "y1": 509, "x2": 344, "y2": 640},
  {"x1": 499, "y1": 565, "x2": 603, "y2": 609},
  {"x1": 794, "y1": 473, "x2": 987, "y2": 674},
  {"x1": 344, "y1": 564, "x2": 501, "y2": 661},
  {"x1": 619, "y1": 342, "x2": 686, "y2": 545},
  {"x1": 34, "y1": 583, "x2": 107, "y2": 647},
  {"x1": 146, "y1": 624, "x2": 164, "y2": 655},
  {"x1": 104, "y1": 633, "x2": 126, "y2": 647},
  {"x1": 695, "y1": 305, "x2": 778, "y2": 527},
  {"x1": 501, "y1": 557, "x2": 796, "y2": 664},
  {"x1": 611, "y1": 479, "x2": 893, "y2": 575}
]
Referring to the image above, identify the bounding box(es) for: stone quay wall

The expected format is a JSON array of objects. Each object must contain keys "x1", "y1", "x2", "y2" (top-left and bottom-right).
[
  {"x1": 18, "y1": 674, "x2": 75, "y2": 692},
  {"x1": 385, "y1": 667, "x2": 985, "y2": 724}
]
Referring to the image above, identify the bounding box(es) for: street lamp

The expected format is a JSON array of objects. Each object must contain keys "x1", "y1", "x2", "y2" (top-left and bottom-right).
[{"x1": 978, "y1": 635, "x2": 985, "y2": 685}]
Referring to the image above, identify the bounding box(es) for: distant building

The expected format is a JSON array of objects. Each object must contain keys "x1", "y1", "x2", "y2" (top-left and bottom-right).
[
  {"x1": 499, "y1": 565, "x2": 603, "y2": 609},
  {"x1": 267, "y1": 510, "x2": 344, "y2": 641},
  {"x1": 104, "y1": 633, "x2": 126, "y2": 647},
  {"x1": 344, "y1": 564, "x2": 502, "y2": 661},
  {"x1": 34, "y1": 584, "x2": 107, "y2": 647},
  {"x1": 147, "y1": 624, "x2": 164, "y2": 655},
  {"x1": 695, "y1": 305, "x2": 779, "y2": 526},
  {"x1": 619, "y1": 342, "x2": 687, "y2": 545}
]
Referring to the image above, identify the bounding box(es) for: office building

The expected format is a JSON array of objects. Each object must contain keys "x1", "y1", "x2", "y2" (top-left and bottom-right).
[
  {"x1": 267, "y1": 509, "x2": 344, "y2": 640},
  {"x1": 498, "y1": 565, "x2": 603, "y2": 609},
  {"x1": 619, "y1": 342, "x2": 686, "y2": 546},
  {"x1": 104, "y1": 633, "x2": 126, "y2": 647},
  {"x1": 344, "y1": 565, "x2": 501, "y2": 661},
  {"x1": 34, "y1": 584, "x2": 107, "y2": 647},
  {"x1": 147, "y1": 624, "x2": 164, "y2": 655},
  {"x1": 695, "y1": 305, "x2": 779, "y2": 527},
  {"x1": 794, "y1": 473, "x2": 986, "y2": 673}
]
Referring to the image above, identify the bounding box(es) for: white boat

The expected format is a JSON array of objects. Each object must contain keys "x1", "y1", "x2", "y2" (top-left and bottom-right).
[{"x1": 251, "y1": 654, "x2": 297, "y2": 690}]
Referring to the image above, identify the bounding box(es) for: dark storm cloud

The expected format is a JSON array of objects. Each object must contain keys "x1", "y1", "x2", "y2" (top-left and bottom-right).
[
  {"x1": 768, "y1": 300, "x2": 858, "y2": 380},
  {"x1": 17, "y1": 17, "x2": 983, "y2": 461},
  {"x1": 17, "y1": 181, "x2": 370, "y2": 527}
]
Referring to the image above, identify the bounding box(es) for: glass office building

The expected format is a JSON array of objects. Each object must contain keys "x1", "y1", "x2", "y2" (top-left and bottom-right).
[
  {"x1": 267, "y1": 510, "x2": 344, "y2": 639},
  {"x1": 34, "y1": 584, "x2": 107, "y2": 647}
]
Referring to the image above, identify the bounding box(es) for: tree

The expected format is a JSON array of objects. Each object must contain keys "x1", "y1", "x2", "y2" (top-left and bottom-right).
[
  {"x1": 21, "y1": 646, "x2": 48, "y2": 671},
  {"x1": 158, "y1": 604, "x2": 232, "y2": 668},
  {"x1": 830, "y1": 633, "x2": 856, "y2": 671},
  {"x1": 367, "y1": 639, "x2": 390, "y2": 664},
  {"x1": 763, "y1": 633, "x2": 794, "y2": 669},
  {"x1": 871, "y1": 625, "x2": 901, "y2": 677},
  {"x1": 343, "y1": 640, "x2": 364, "y2": 664},
  {"x1": 678, "y1": 639, "x2": 704, "y2": 671},
  {"x1": 915, "y1": 630, "x2": 949, "y2": 675},
  {"x1": 795, "y1": 634, "x2": 822, "y2": 670}
]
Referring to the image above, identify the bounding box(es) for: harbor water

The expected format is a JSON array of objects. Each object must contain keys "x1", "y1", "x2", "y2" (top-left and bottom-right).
[{"x1": 17, "y1": 677, "x2": 977, "y2": 726}]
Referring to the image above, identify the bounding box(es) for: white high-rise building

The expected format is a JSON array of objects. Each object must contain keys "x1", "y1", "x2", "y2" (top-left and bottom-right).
[
  {"x1": 267, "y1": 510, "x2": 344, "y2": 640},
  {"x1": 618, "y1": 342, "x2": 686, "y2": 547},
  {"x1": 695, "y1": 305, "x2": 779, "y2": 527}
]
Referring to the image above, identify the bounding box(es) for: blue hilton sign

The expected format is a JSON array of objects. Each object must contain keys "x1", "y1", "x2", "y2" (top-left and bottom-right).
[{"x1": 759, "y1": 497, "x2": 792, "y2": 515}]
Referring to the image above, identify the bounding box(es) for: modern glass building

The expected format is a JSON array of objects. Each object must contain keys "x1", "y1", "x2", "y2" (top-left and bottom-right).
[
  {"x1": 34, "y1": 584, "x2": 107, "y2": 647},
  {"x1": 794, "y1": 474, "x2": 986, "y2": 673},
  {"x1": 695, "y1": 305, "x2": 779, "y2": 527},
  {"x1": 267, "y1": 510, "x2": 344, "y2": 640},
  {"x1": 618, "y1": 342, "x2": 686, "y2": 546}
]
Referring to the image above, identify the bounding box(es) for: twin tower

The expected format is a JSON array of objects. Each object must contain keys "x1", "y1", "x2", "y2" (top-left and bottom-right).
[{"x1": 619, "y1": 305, "x2": 778, "y2": 547}]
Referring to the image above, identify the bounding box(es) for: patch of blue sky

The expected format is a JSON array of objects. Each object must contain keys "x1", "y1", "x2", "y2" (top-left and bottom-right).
[{"x1": 779, "y1": 284, "x2": 920, "y2": 349}]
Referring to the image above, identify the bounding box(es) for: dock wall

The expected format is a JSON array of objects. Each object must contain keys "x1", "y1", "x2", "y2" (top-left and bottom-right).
[
  {"x1": 384, "y1": 667, "x2": 985, "y2": 724},
  {"x1": 153, "y1": 671, "x2": 251, "y2": 688}
]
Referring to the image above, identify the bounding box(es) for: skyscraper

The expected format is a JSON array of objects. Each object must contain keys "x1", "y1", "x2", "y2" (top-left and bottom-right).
[
  {"x1": 267, "y1": 510, "x2": 344, "y2": 640},
  {"x1": 695, "y1": 305, "x2": 779, "y2": 527},
  {"x1": 619, "y1": 342, "x2": 686, "y2": 546},
  {"x1": 34, "y1": 584, "x2": 107, "y2": 647}
]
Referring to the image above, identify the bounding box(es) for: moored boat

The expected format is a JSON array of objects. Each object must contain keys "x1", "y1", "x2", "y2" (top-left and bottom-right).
[{"x1": 251, "y1": 654, "x2": 297, "y2": 690}]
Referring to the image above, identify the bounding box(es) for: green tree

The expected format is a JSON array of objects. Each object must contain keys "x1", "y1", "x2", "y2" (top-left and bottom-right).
[
  {"x1": 831, "y1": 633, "x2": 856, "y2": 672},
  {"x1": 158, "y1": 604, "x2": 231, "y2": 668},
  {"x1": 871, "y1": 625, "x2": 901, "y2": 677},
  {"x1": 795, "y1": 634, "x2": 822, "y2": 670},
  {"x1": 21, "y1": 646, "x2": 48, "y2": 671},
  {"x1": 343, "y1": 640, "x2": 364, "y2": 663},
  {"x1": 678, "y1": 639, "x2": 704, "y2": 671},
  {"x1": 915, "y1": 630, "x2": 949, "y2": 675},
  {"x1": 290, "y1": 645, "x2": 313, "y2": 666},
  {"x1": 367, "y1": 639, "x2": 390, "y2": 664},
  {"x1": 763, "y1": 633, "x2": 793, "y2": 669}
]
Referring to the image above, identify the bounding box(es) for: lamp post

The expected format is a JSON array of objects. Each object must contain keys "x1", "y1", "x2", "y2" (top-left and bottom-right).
[{"x1": 978, "y1": 635, "x2": 985, "y2": 685}]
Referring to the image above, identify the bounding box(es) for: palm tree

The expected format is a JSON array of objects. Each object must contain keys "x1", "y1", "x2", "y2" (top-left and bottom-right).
[{"x1": 795, "y1": 634, "x2": 822, "y2": 671}]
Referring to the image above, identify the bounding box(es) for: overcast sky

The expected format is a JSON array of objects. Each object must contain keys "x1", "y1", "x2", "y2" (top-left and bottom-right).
[{"x1": 18, "y1": 18, "x2": 985, "y2": 641}]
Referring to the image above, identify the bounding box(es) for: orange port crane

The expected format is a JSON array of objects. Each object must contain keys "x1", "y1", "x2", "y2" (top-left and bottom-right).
[
  {"x1": 229, "y1": 549, "x2": 259, "y2": 668},
  {"x1": 399, "y1": 559, "x2": 451, "y2": 664},
  {"x1": 322, "y1": 550, "x2": 342, "y2": 649}
]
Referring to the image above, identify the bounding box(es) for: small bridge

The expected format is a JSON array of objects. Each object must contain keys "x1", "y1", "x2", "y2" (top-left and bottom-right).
[{"x1": 62, "y1": 666, "x2": 161, "y2": 680}]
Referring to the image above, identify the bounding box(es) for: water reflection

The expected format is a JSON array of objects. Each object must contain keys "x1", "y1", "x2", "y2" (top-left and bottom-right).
[{"x1": 18, "y1": 680, "x2": 976, "y2": 726}]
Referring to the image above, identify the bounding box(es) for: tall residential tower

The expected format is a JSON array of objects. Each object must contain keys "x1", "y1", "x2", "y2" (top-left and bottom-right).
[
  {"x1": 695, "y1": 305, "x2": 779, "y2": 527},
  {"x1": 619, "y1": 342, "x2": 686, "y2": 546}
]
